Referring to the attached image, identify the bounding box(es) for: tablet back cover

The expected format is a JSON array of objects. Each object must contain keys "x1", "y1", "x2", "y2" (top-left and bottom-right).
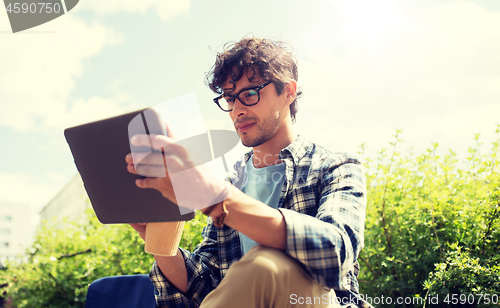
[{"x1": 64, "y1": 109, "x2": 195, "y2": 224}]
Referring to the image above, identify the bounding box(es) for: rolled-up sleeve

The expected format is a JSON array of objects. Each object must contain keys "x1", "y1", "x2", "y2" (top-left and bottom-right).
[
  {"x1": 149, "y1": 219, "x2": 221, "y2": 307},
  {"x1": 279, "y1": 154, "x2": 366, "y2": 290}
]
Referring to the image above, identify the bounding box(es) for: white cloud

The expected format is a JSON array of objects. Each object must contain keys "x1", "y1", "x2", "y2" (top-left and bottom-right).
[
  {"x1": 0, "y1": 171, "x2": 72, "y2": 239},
  {"x1": 49, "y1": 95, "x2": 137, "y2": 131},
  {"x1": 402, "y1": 102, "x2": 500, "y2": 154},
  {"x1": 0, "y1": 13, "x2": 129, "y2": 133},
  {"x1": 294, "y1": 0, "x2": 500, "y2": 160},
  {"x1": 296, "y1": 102, "x2": 499, "y2": 158},
  {"x1": 301, "y1": 1, "x2": 500, "y2": 112},
  {"x1": 0, "y1": 171, "x2": 67, "y2": 213},
  {"x1": 79, "y1": 0, "x2": 191, "y2": 22}
]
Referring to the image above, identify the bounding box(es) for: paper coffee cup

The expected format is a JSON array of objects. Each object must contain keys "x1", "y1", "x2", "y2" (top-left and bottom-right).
[{"x1": 145, "y1": 221, "x2": 185, "y2": 256}]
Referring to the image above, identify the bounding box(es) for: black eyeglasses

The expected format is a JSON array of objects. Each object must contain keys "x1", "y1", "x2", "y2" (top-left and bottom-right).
[{"x1": 213, "y1": 81, "x2": 272, "y2": 112}]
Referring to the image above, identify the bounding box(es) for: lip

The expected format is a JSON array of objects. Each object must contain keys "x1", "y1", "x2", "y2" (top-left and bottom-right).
[{"x1": 235, "y1": 122, "x2": 255, "y2": 132}]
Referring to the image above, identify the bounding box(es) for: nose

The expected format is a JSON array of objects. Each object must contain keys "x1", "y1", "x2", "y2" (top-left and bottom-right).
[{"x1": 231, "y1": 99, "x2": 247, "y2": 118}]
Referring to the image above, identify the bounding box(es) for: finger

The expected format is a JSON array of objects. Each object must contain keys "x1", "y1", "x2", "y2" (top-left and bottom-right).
[
  {"x1": 131, "y1": 134, "x2": 174, "y2": 150},
  {"x1": 129, "y1": 223, "x2": 147, "y2": 240},
  {"x1": 165, "y1": 122, "x2": 179, "y2": 140},
  {"x1": 127, "y1": 163, "x2": 139, "y2": 175},
  {"x1": 129, "y1": 155, "x2": 191, "y2": 176},
  {"x1": 129, "y1": 152, "x2": 165, "y2": 166},
  {"x1": 130, "y1": 223, "x2": 147, "y2": 226},
  {"x1": 131, "y1": 134, "x2": 188, "y2": 159},
  {"x1": 129, "y1": 223, "x2": 147, "y2": 230},
  {"x1": 135, "y1": 164, "x2": 168, "y2": 177},
  {"x1": 136, "y1": 177, "x2": 164, "y2": 191},
  {"x1": 135, "y1": 178, "x2": 177, "y2": 205}
]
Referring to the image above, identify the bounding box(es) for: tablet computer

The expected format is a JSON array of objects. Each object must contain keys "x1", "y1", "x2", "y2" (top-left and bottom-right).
[{"x1": 64, "y1": 109, "x2": 195, "y2": 224}]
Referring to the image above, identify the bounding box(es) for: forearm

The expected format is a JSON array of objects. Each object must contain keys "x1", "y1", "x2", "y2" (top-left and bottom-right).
[
  {"x1": 154, "y1": 249, "x2": 188, "y2": 294},
  {"x1": 222, "y1": 187, "x2": 287, "y2": 250}
]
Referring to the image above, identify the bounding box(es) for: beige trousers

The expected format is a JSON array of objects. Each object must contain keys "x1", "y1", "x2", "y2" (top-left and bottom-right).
[{"x1": 200, "y1": 246, "x2": 339, "y2": 308}]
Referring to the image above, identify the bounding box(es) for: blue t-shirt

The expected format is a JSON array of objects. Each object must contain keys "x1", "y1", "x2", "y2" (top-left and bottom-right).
[{"x1": 239, "y1": 156, "x2": 286, "y2": 254}]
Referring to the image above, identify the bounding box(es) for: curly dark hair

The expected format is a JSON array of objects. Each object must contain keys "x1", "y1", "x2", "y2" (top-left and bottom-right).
[{"x1": 205, "y1": 37, "x2": 302, "y2": 122}]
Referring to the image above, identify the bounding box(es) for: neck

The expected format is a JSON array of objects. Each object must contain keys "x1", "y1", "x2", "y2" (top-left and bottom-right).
[{"x1": 252, "y1": 118, "x2": 296, "y2": 168}]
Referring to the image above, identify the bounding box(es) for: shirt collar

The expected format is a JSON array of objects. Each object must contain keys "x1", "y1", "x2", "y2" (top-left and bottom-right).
[{"x1": 278, "y1": 134, "x2": 313, "y2": 165}]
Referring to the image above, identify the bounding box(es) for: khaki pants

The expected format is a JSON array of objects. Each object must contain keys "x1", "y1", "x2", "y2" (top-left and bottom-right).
[{"x1": 200, "y1": 246, "x2": 339, "y2": 308}]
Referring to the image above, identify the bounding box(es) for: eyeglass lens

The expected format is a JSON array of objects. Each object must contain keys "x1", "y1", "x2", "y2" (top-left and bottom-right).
[{"x1": 219, "y1": 89, "x2": 259, "y2": 111}]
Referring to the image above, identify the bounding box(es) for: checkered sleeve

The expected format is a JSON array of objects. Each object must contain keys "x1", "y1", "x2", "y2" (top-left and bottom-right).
[
  {"x1": 280, "y1": 153, "x2": 367, "y2": 290},
  {"x1": 149, "y1": 218, "x2": 221, "y2": 308}
]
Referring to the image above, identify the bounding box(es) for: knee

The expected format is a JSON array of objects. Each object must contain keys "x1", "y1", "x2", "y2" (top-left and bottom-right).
[{"x1": 238, "y1": 246, "x2": 300, "y2": 277}]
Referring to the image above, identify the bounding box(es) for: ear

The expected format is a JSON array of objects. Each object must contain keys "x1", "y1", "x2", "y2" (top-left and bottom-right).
[{"x1": 284, "y1": 80, "x2": 297, "y2": 105}]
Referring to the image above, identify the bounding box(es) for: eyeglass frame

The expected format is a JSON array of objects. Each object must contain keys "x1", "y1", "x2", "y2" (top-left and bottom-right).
[{"x1": 213, "y1": 81, "x2": 272, "y2": 112}]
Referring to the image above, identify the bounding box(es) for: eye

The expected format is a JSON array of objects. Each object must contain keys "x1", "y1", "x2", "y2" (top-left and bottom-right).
[
  {"x1": 244, "y1": 90, "x2": 258, "y2": 98},
  {"x1": 224, "y1": 96, "x2": 235, "y2": 103}
]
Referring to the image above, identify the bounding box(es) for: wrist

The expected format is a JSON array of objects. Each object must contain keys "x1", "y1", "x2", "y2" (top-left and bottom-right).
[{"x1": 200, "y1": 184, "x2": 234, "y2": 228}]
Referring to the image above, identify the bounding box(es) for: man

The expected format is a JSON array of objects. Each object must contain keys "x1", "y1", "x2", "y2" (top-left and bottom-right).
[{"x1": 126, "y1": 37, "x2": 370, "y2": 308}]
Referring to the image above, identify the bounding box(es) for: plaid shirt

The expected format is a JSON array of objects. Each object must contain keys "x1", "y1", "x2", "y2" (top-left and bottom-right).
[{"x1": 150, "y1": 135, "x2": 371, "y2": 308}]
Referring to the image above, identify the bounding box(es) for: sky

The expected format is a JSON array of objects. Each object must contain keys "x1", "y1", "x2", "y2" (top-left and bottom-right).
[{"x1": 0, "y1": 0, "x2": 499, "y2": 230}]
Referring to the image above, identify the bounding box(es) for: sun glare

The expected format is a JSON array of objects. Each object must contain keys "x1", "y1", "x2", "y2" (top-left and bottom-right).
[{"x1": 336, "y1": 0, "x2": 404, "y2": 41}]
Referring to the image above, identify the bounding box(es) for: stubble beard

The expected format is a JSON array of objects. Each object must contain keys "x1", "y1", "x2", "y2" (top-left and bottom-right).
[{"x1": 240, "y1": 114, "x2": 281, "y2": 148}]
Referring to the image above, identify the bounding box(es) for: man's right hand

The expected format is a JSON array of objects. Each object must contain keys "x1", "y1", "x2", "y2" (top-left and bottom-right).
[
  {"x1": 130, "y1": 222, "x2": 189, "y2": 293},
  {"x1": 129, "y1": 223, "x2": 147, "y2": 241}
]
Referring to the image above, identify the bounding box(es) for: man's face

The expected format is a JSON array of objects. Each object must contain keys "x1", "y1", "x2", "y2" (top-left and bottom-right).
[{"x1": 223, "y1": 72, "x2": 291, "y2": 148}]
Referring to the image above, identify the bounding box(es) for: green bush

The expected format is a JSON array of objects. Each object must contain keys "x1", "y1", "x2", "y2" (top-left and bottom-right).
[
  {"x1": 0, "y1": 209, "x2": 206, "y2": 308},
  {"x1": 423, "y1": 244, "x2": 500, "y2": 308},
  {"x1": 358, "y1": 125, "x2": 500, "y2": 307}
]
